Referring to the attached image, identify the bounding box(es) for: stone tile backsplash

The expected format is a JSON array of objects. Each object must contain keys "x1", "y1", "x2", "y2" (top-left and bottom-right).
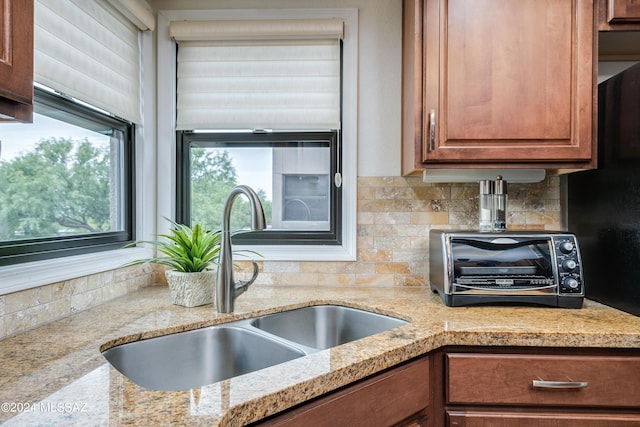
[
  {"x1": 250, "y1": 176, "x2": 562, "y2": 286},
  {"x1": 1, "y1": 265, "x2": 155, "y2": 339},
  {"x1": 0, "y1": 175, "x2": 561, "y2": 338},
  {"x1": 234, "y1": 176, "x2": 562, "y2": 288}
]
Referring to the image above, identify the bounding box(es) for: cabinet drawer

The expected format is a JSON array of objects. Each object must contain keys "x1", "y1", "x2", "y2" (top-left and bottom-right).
[
  {"x1": 446, "y1": 353, "x2": 640, "y2": 407},
  {"x1": 447, "y1": 410, "x2": 640, "y2": 427}
]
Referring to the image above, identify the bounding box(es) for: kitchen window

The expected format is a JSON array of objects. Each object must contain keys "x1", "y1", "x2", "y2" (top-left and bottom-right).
[
  {"x1": 0, "y1": 0, "x2": 151, "y2": 272},
  {"x1": 0, "y1": 87, "x2": 135, "y2": 266},
  {"x1": 176, "y1": 131, "x2": 341, "y2": 245},
  {"x1": 157, "y1": 8, "x2": 357, "y2": 260},
  {"x1": 170, "y1": 15, "x2": 354, "y2": 251}
]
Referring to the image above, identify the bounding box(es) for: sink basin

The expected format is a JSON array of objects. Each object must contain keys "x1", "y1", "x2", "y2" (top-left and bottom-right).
[
  {"x1": 102, "y1": 325, "x2": 305, "y2": 391},
  {"x1": 250, "y1": 305, "x2": 408, "y2": 350},
  {"x1": 102, "y1": 304, "x2": 408, "y2": 390}
]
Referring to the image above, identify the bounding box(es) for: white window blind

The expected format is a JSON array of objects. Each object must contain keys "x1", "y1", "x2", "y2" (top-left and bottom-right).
[
  {"x1": 170, "y1": 19, "x2": 344, "y2": 131},
  {"x1": 35, "y1": 0, "x2": 144, "y2": 123}
]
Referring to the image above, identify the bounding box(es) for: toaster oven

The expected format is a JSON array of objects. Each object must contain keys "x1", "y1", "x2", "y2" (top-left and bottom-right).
[{"x1": 429, "y1": 230, "x2": 584, "y2": 308}]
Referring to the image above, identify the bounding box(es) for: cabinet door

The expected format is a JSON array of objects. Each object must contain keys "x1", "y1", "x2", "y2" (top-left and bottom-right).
[
  {"x1": 607, "y1": 0, "x2": 640, "y2": 23},
  {"x1": 598, "y1": 0, "x2": 640, "y2": 30},
  {"x1": 0, "y1": 0, "x2": 34, "y2": 122},
  {"x1": 257, "y1": 356, "x2": 430, "y2": 427},
  {"x1": 423, "y1": 0, "x2": 595, "y2": 167},
  {"x1": 447, "y1": 411, "x2": 640, "y2": 427}
]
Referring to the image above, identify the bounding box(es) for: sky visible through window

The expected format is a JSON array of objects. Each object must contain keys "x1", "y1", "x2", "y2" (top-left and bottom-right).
[
  {"x1": 220, "y1": 147, "x2": 273, "y2": 200},
  {"x1": 0, "y1": 114, "x2": 105, "y2": 160}
]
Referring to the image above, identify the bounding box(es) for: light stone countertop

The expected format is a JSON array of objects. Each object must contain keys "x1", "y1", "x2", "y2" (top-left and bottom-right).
[{"x1": 1, "y1": 284, "x2": 640, "y2": 426}]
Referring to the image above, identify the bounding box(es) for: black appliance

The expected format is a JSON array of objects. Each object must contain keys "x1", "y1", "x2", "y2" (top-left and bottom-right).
[{"x1": 568, "y1": 62, "x2": 640, "y2": 316}]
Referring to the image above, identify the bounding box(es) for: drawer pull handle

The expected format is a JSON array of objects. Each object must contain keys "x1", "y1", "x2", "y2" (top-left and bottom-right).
[{"x1": 532, "y1": 380, "x2": 589, "y2": 389}]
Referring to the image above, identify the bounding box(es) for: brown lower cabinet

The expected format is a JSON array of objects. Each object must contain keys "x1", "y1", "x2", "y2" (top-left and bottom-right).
[
  {"x1": 254, "y1": 355, "x2": 430, "y2": 427},
  {"x1": 440, "y1": 347, "x2": 640, "y2": 427},
  {"x1": 446, "y1": 411, "x2": 640, "y2": 427},
  {"x1": 254, "y1": 347, "x2": 640, "y2": 427}
]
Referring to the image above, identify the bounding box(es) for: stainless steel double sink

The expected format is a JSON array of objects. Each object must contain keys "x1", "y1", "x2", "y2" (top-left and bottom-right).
[{"x1": 102, "y1": 304, "x2": 408, "y2": 391}]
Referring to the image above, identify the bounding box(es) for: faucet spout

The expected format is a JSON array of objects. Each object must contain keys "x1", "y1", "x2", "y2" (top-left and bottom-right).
[{"x1": 216, "y1": 185, "x2": 266, "y2": 313}]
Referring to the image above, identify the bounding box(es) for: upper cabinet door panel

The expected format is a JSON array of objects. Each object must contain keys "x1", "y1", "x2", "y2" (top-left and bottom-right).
[
  {"x1": 401, "y1": 0, "x2": 597, "y2": 173},
  {"x1": 445, "y1": 0, "x2": 572, "y2": 142},
  {"x1": 598, "y1": 0, "x2": 640, "y2": 32},
  {"x1": 424, "y1": 0, "x2": 596, "y2": 165},
  {"x1": 608, "y1": 0, "x2": 640, "y2": 23},
  {"x1": 0, "y1": 0, "x2": 34, "y2": 122},
  {"x1": 598, "y1": 0, "x2": 640, "y2": 30}
]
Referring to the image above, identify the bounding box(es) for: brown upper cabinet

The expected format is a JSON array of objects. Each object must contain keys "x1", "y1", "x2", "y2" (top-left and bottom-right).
[
  {"x1": 599, "y1": 0, "x2": 640, "y2": 29},
  {"x1": 402, "y1": 0, "x2": 597, "y2": 175},
  {"x1": 0, "y1": 0, "x2": 34, "y2": 122}
]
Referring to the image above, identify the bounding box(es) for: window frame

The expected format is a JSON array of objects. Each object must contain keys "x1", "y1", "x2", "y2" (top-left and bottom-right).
[
  {"x1": 156, "y1": 8, "x2": 358, "y2": 261},
  {"x1": 0, "y1": 87, "x2": 136, "y2": 266},
  {"x1": 176, "y1": 130, "x2": 342, "y2": 246}
]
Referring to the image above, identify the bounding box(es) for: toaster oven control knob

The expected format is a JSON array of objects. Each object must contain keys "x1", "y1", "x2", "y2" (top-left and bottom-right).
[
  {"x1": 559, "y1": 241, "x2": 575, "y2": 254},
  {"x1": 563, "y1": 277, "x2": 580, "y2": 290},
  {"x1": 562, "y1": 259, "x2": 578, "y2": 271}
]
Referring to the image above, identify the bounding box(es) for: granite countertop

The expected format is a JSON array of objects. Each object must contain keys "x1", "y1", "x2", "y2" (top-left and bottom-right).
[{"x1": 1, "y1": 284, "x2": 640, "y2": 426}]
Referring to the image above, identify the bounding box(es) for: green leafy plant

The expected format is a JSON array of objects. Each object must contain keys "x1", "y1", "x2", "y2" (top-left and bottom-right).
[{"x1": 125, "y1": 219, "x2": 221, "y2": 273}]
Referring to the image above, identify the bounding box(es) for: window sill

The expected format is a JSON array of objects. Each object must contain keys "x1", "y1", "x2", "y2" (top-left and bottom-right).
[
  {"x1": 0, "y1": 239, "x2": 357, "y2": 295},
  {"x1": 245, "y1": 244, "x2": 356, "y2": 262},
  {"x1": 0, "y1": 247, "x2": 153, "y2": 295}
]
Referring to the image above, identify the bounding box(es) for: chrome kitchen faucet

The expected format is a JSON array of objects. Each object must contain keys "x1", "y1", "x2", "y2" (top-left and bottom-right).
[{"x1": 216, "y1": 185, "x2": 266, "y2": 313}]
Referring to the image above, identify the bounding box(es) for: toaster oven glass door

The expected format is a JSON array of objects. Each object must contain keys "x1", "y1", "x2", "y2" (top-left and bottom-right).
[{"x1": 451, "y1": 237, "x2": 554, "y2": 284}]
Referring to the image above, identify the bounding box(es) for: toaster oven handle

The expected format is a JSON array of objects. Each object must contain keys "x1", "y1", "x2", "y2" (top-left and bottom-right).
[
  {"x1": 490, "y1": 237, "x2": 519, "y2": 244},
  {"x1": 532, "y1": 379, "x2": 589, "y2": 389}
]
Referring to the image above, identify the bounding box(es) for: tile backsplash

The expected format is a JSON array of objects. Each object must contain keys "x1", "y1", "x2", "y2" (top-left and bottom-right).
[
  {"x1": 242, "y1": 176, "x2": 562, "y2": 288},
  {"x1": 0, "y1": 175, "x2": 561, "y2": 338},
  {"x1": 0, "y1": 265, "x2": 155, "y2": 339}
]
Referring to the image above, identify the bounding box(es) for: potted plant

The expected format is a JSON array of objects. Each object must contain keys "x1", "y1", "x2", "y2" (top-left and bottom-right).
[{"x1": 125, "y1": 219, "x2": 221, "y2": 307}]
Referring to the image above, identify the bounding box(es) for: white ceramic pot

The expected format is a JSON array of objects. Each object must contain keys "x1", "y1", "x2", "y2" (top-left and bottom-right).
[{"x1": 165, "y1": 269, "x2": 216, "y2": 307}]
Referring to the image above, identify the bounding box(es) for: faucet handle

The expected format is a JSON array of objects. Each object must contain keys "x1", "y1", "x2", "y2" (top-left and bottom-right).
[{"x1": 233, "y1": 260, "x2": 260, "y2": 298}]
